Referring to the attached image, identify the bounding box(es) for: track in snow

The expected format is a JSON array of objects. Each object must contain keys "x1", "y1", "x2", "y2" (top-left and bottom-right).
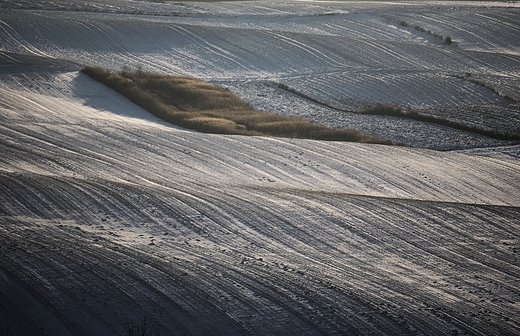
[
  {"x1": 1, "y1": 172, "x2": 519, "y2": 335},
  {"x1": 1, "y1": 1, "x2": 520, "y2": 335}
]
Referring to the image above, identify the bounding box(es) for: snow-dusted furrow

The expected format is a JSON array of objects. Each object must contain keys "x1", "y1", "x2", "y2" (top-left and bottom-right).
[
  {"x1": 1, "y1": 70, "x2": 519, "y2": 203},
  {"x1": 0, "y1": 19, "x2": 50, "y2": 58},
  {"x1": 265, "y1": 31, "x2": 346, "y2": 68},
  {"x1": 324, "y1": 15, "x2": 407, "y2": 42},
  {"x1": 283, "y1": 70, "x2": 509, "y2": 109},
  {"x1": 385, "y1": 7, "x2": 520, "y2": 54},
  {"x1": 3, "y1": 110, "x2": 520, "y2": 206},
  {"x1": 1, "y1": 1, "x2": 520, "y2": 334},
  {"x1": 1, "y1": 172, "x2": 519, "y2": 335},
  {"x1": 165, "y1": 24, "x2": 258, "y2": 73}
]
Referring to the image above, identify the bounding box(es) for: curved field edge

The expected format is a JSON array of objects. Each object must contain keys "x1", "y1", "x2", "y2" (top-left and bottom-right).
[
  {"x1": 275, "y1": 82, "x2": 520, "y2": 141},
  {"x1": 82, "y1": 67, "x2": 392, "y2": 144}
]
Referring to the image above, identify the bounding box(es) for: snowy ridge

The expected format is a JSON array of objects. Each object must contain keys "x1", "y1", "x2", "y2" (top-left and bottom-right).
[
  {"x1": 1, "y1": 71, "x2": 518, "y2": 205},
  {"x1": 1, "y1": 1, "x2": 519, "y2": 335}
]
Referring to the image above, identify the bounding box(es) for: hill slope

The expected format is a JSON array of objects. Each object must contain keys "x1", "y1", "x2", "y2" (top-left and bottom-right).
[
  {"x1": 1, "y1": 62, "x2": 519, "y2": 335},
  {"x1": 1, "y1": 1, "x2": 519, "y2": 335}
]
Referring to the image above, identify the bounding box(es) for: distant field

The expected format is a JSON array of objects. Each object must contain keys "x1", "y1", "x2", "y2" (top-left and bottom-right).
[
  {"x1": 276, "y1": 82, "x2": 520, "y2": 141},
  {"x1": 83, "y1": 66, "x2": 391, "y2": 144}
]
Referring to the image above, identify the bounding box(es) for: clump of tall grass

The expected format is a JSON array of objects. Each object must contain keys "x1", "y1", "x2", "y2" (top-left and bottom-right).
[
  {"x1": 82, "y1": 66, "x2": 392, "y2": 144},
  {"x1": 361, "y1": 103, "x2": 520, "y2": 141},
  {"x1": 396, "y1": 20, "x2": 453, "y2": 44},
  {"x1": 361, "y1": 103, "x2": 419, "y2": 117}
]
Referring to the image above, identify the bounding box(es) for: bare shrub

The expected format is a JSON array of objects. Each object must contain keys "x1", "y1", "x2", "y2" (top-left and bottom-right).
[
  {"x1": 396, "y1": 20, "x2": 448, "y2": 43},
  {"x1": 414, "y1": 25, "x2": 426, "y2": 33}
]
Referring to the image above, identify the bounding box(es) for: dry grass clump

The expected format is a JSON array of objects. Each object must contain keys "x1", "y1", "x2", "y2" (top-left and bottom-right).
[
  {"x1": 361, "y1": 103, "x2": 520, "y2": 141},
  {"x1": 362, "y1": 103, "x2": 403, "y2": 116},
  {"x1": 397, "y1": 20, "x2": 452, "y2": 45},
  {"x1": 361, "y1": 103, "x2": 419, "y2": 117},
  {"x1": 82, "y1": 66, "x2": 391, "y2": 144}
]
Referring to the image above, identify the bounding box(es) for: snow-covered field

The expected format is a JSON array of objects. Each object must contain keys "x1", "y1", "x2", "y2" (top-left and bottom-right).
[{"x1": 1, "y1": 1, "x2": 519, "y2": 335}]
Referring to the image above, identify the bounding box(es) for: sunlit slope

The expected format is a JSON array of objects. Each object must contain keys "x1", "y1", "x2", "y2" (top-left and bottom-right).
[
  {"x1": 1, "y1": 64, "x2": 519, "y2": 334},
  {"x1": 1, "y1": 70, "x2": 518, "y2": 205},
  {"x1": 1, "y1": 1, "x2": 520, "y2": 334},
  {"x1": 1, "y1": 3, "x2": 518, "y2": 129}
]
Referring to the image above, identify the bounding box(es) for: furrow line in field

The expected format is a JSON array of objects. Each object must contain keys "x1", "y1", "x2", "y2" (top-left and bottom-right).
[
  {"x1": 419, "y1": 13, "x2": 502, "y2": 51},
  {"x1": 331, "y1": 18, "x2": 400, "y2": 41},
  {"x1": 358, "y1": 39, "x2": 422, "y2": 69},
  {"x1": 474, "y1": 11, "x2": 520, "y2": 33},
  {"x1": 0, "y1": 123, "x2": 129, "y2": 176},
  {"x1": 0, "y1": 19, "x2": 50, "y2": 58},
  {"x1": 411, "y1": 10, "x2": 519, "y2": 53},
  {"x1": 214, "y1": 189, "x2": 516, "y2": 334},
  {"x1": 346, "y1": 197, "x2": 520, "y2": 280},
  {"x1": 72, "y1": 19, "x2": 165, "y2": 72},
  {"x1": 13, "y1": 213, "x2": 378, "y2": 334},
  {"x1": 167, "y1": 24, "x2": 252, "y2": 72},
  {"x1": 324, "y1": 22, "x2": 370, "y2": 40},
  {"x1": 117, "y1": 198, "x2": 410, "y2": 334},
  {"x1": 265, "y1": 31, "x2": 345, "y2": 68},
  {"x1": 270, "y1": 191, "x2": 520, "y2": 333},
  {"x1": 0, "y1": 173, "x2": 446, "y2": 334},
  {"x1": 0, "y1": 221, "x2": 247, "y2": 335},
  {"x1": 1, "y1": 161, "x2": 519, "y2": 334}
]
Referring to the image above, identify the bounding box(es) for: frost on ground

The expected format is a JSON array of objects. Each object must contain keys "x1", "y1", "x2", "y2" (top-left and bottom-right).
[
  {"x1": 0, "y1": 1, "x2": 519, "y2": 335},
  {"x1": 1, "y1": 0, "x2": 519, "y2": 147}
]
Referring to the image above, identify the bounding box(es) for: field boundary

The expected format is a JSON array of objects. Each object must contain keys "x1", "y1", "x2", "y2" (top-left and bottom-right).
[{"x1": 274, "y1": 82, "x2": 520, "y2": 141}]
